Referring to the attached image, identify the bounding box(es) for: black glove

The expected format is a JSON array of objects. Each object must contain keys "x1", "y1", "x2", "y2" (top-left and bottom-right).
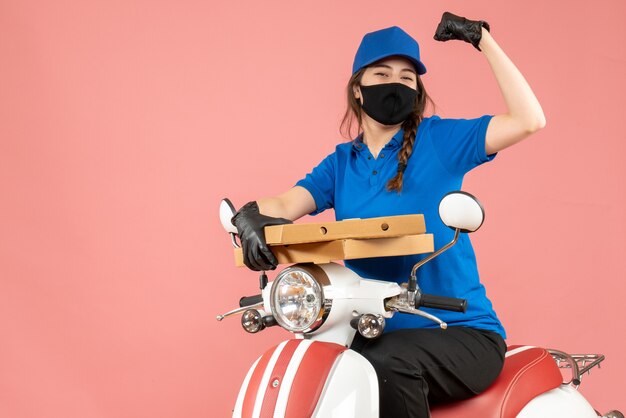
[
  {"x1": 433, "y1": 11, "x2": 491, "y2": 51},
  {"x1": 231, "y1": 201, "x2": 293, "y2": 271}
]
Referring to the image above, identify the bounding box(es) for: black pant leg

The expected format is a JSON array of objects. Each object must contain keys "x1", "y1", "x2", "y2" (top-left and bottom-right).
[{"x1": 350, "y1": 326, "x2": 506, "y2": 418}]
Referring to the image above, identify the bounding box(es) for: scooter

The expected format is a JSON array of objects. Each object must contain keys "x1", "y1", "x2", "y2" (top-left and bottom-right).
[{"x1": 216, "y1": 191, "x2": 623, "y2": 418}]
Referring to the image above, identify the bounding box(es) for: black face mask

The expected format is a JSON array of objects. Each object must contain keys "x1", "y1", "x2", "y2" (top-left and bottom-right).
[{"x1": 359, "y1": 82, "x2": 417, "y2": 126}]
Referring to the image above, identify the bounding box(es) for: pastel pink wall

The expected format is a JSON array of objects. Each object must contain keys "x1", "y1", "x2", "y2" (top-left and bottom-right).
[{"x1": 1, "y1": 0, "x2": 624, "y2": 417}]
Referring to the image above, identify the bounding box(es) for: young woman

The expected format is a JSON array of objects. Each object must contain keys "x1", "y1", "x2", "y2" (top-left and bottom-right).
[{"x1": 231, "y1": 12, "x2": 545, "y2": 418}]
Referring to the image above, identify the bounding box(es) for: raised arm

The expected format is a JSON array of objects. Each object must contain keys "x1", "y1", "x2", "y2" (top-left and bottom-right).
[
  {"x1": 433, "y1": 11, "x2": 546, "y2": 155},
  {"x1": 479, "y1": 28, "x2": 546, "y2": 154}
]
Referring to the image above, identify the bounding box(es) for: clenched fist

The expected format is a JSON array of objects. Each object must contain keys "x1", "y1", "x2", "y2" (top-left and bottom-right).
[{"x1": 434, "y1": 11, "x2": 491, "y2": 51}]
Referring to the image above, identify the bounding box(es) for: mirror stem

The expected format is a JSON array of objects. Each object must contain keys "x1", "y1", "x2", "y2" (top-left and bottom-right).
[{"x1": 408, "y1": 228, "x2": 460, "y2": 297}]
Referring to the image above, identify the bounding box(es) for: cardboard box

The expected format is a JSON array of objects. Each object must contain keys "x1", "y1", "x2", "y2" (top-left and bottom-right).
[
  {"x1": 264, "y1": 214, "x2": 426, "y2": 245},
  {"x1": 234, "y1": 234, "x2": 434, "y2": 267}
]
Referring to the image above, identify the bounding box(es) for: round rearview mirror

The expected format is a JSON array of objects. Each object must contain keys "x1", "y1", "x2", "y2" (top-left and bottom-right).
[
  {"x1": 438, "y1": 191, "x2": 485, "y2": 233},
  {"x1": 220, "y1": 198, "x2": 238, "y2": 234}
]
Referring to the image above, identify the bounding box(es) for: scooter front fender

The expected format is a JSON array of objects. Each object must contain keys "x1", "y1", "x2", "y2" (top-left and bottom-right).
[{"x1": 233, "y1": 339, "x2": 378, "y2": 418}]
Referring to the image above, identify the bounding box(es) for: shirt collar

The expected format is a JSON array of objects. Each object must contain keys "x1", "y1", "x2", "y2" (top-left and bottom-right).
[{"x1": 352, "y1": 128, "x2": 405, "y2": 152}]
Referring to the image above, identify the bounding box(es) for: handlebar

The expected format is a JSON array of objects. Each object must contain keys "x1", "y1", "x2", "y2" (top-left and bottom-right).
[
  {"x1": 415, "y1": 292, "x2": 467, "y2": 313},
  {"x1": 239, "y1": 294, "x2": 263, "y2": 307}
]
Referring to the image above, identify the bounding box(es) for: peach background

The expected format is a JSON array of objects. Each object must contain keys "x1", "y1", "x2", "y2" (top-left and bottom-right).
[{"x1": 1, "y1": 0, "x2": 624, "y2": 417}]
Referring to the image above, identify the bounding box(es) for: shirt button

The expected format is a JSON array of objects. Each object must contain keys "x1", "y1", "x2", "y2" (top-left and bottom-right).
[
  {"x1": 367, "y1": 156, "x2": 371, "y2": 160},
  {"x1": 380, "y1": 153, "x2": 385, "y2": 158},
  {"x1": 372, "y1": 170, "x2": 378, "y2": 175}
]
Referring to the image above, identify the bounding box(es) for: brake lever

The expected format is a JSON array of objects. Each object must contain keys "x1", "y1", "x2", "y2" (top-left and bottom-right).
[
  {"x1": 216, "y1": 301, "x2": 263, "y2": 321},
  {"x1": 385, "y1": 298, "x2": 447, "y2": 329}
]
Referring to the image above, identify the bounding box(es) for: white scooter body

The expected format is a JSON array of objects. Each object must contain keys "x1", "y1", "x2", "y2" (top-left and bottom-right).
[
  {"x1": 233, "y1": 263, "x2": 393, "y2": 418},
  {"x1": 518, "y1": 385, "x2": 598, "y2": 417},
  {"x1": 233, "y1": 340, "x2": 378, "y2": 418},
  {"x1": 219, "y1": 194, "x2": 622, "y2": 418},
  {"x1": 230, "y1": 263, "x2": 604, "y2": 418}
]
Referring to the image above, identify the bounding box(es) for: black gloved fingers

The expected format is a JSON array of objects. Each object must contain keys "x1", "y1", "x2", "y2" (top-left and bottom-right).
[
  {"x1": 433, "y1": 11, "x2": 458, "y2": 41},
  {"x1": 434, "y1": 23, "x2": 454, "y2": 42},
  {"x1": 433, "y1": 11, "x2": 489, "y2": 51},
  {"x1": 243, "y1": 241, "x2": 264, "y2": 271},
  {"x1": 243, "y1": 236, "x2": 274, "y2": 271},
  {"x1": 258, "y1": 242, "x2": 279, "y2": 271},
  {"x1": 230, "y1": 200, "x2": 291, "y2": 271},
  {"x1": 254, "y1": 245, "x2": 277, "y2": 270},
  {"x1": 239, "y1": 230, "x2": 279, "y2": 271},
  {"x1": 434, "y1": 11, "x2": 457, "y2": 41}
]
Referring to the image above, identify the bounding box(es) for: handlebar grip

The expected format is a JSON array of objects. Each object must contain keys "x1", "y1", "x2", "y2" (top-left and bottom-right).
[
  {"x1": 239, "y1": 294, "x2": 263, "y2": 307},
  {"x1": 417, "y1": 293, "x2": 467, "y2": 313}
]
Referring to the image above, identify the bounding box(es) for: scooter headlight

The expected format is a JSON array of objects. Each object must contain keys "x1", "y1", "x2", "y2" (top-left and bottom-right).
[{"x1": 270, "y1": 265, "x2": 330, "y2": 333}]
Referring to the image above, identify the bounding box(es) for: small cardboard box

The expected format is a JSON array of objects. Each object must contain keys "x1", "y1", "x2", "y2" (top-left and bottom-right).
[
  {"x1": 264, "y1": 214, "x2": 426, "y2": 245},
  {"x1": 234, "y1": 234, "x2": 434, "y2": 267}
]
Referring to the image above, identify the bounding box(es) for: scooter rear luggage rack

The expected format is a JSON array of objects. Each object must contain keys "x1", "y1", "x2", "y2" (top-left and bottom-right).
[{"x1": 547, "y1": 349, "x2": 605, "y2": 386}]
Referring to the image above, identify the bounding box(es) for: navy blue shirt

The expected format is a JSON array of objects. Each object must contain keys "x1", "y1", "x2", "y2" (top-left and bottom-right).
[{"x1": 294, "y1": 114, "x2": 506, "y2": 339}]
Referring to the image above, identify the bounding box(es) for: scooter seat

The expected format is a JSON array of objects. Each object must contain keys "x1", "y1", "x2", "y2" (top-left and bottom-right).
[{"x1": 430, "y1": 345, "x2": 563, "y2": 418}]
